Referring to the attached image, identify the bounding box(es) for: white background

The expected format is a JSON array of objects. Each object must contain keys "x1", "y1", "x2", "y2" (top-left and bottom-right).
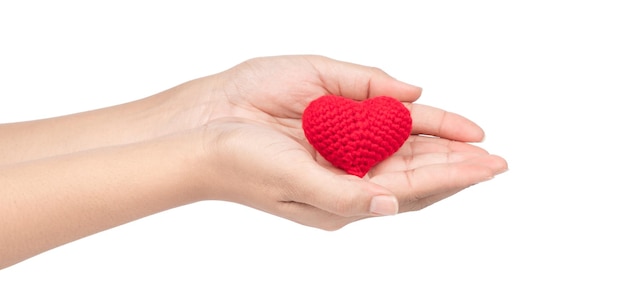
[{"x1": 1, "y1": 1, "x2": 624, "y2": 292}]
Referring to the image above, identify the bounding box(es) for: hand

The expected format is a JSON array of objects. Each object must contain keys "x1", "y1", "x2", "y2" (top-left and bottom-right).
[
  {"x1": 0, "y1": 55, "x2": 507, "y2": 268},
  {"x1": 191, "y1": 55, "x2": 507, "y2": 230}
]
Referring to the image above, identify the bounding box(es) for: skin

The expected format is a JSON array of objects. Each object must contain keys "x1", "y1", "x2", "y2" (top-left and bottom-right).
[{"x1": 0, "y1": 55, "x2": 507, "y2": 269}]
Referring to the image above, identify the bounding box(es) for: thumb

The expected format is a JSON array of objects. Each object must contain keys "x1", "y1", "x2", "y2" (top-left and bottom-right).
[
  {"x1": 291, "y1": 164, "x2": 399, "y2": 217},
  {"x1": 306, "y1": 55, "x2": 423, "y2": 102}
]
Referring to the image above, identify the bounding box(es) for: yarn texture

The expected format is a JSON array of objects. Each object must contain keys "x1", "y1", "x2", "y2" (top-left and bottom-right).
[{"x1": 302, "y1": 95, "x2": 412, "y2": 177}]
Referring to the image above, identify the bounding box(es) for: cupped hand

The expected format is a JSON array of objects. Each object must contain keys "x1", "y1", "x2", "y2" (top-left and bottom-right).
[{"x1": 192, "y1": 55, "x2": 507, "y2": 230}]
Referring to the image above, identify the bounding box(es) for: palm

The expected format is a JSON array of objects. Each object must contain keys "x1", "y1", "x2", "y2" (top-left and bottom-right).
[{"x1": 217, "y1": 56, "x2": 332, "y2": 131}]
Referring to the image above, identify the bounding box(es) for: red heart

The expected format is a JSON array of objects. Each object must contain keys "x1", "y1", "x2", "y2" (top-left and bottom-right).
[{"x1": 302, "y1": 95, "x2": 412, "y2": 177}]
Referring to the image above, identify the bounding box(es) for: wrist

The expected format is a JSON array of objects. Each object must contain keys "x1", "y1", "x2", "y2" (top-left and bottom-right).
[{"x1": 146, "y1": 75, "x2": 229, "y2": 139}]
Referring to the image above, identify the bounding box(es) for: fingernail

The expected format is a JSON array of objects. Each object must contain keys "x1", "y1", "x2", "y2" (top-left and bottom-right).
[{"x1": 369, "y1": 195, "x2": 399, "y2": 216}]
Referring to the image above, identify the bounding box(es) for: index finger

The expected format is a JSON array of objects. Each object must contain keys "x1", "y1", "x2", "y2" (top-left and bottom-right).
[{"x1": 408, "y1": 103, "x2": 485, "y2": 142}]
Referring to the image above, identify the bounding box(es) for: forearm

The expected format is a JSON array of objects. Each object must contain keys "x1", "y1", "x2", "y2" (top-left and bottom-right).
[
  {"x1": 0, "y1": 78, "x2": 214, "y2": 165},
  {"x1": 0, "y1": 131, "x2": 205, "y2": 269}
]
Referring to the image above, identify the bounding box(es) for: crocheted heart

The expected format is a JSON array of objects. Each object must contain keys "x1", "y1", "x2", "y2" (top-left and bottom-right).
[{"x1": 302, "y1": 95, "x2": 412, "y2": 177}]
